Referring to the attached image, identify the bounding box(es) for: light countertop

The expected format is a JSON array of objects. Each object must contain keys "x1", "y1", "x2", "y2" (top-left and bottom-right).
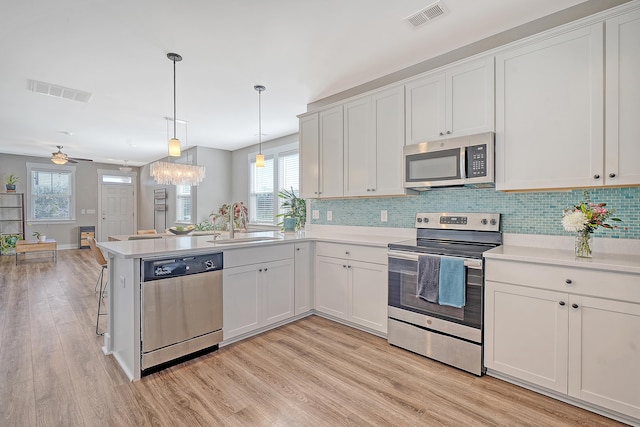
[
  {"x1": 484, "y1": 245, "x2": 640, "y2": 275},
  {"x1": 98, "y1": 229, "x2": 406, "y2": 259}
]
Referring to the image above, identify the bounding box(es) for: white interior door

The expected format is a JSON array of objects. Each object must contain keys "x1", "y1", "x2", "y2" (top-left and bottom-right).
[{"x1": 100, "y1": 184, "x2": 134, "y2": 241}]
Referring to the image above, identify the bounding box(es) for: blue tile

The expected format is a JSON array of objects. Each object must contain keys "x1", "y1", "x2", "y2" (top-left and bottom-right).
[{"x1": 308, "y1": 186, "x2": 640, "y2": 240}]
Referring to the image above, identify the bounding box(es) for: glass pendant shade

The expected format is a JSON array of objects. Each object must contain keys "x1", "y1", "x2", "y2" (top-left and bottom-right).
[
  {"x1": 168, "y1": 138, "x2": 181, "y2": 157},
  {"x1": 255, "y1": 153, "x2": 265, "y2": 168},
  {"x1": 51, "y1": 156, "x2": 67, "y2": 165}
]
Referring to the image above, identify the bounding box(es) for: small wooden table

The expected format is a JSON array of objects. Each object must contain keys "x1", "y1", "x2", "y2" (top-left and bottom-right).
[{"x1": 15, "y1": 239, "x2": 57, "y2": 264}]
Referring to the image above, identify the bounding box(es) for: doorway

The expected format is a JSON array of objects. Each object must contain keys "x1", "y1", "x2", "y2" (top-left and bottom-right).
[{"x1": 97, "y1": 170, "x2": 137, "y2": 241}]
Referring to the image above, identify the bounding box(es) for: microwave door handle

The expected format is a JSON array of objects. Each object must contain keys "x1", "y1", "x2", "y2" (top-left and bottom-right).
[{"x1": 460, "y1": 148, "x2": 466, "y2": 180}]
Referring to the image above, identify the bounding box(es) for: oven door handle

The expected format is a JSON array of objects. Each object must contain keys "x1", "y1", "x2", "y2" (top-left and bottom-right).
[{"x1": 387, "y1": 250, "x2": 483, "y2": 270}]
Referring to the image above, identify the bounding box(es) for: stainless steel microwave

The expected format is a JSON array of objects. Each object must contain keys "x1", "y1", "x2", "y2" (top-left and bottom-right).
[{"x1": 403, "y1": 132, "x2": 495, "y2": 190}]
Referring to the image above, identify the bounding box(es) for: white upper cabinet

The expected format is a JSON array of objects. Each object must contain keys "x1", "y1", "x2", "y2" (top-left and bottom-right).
[
  {"x1": 343, "y1": 86, "x2": 407, "y2": 197},
  {"x1": 299, "y1": 113, "x2": 319, "y2": 199},
  {"x1": 605, "y1": 9, "x2": 640, "y2": 186},
  {"x1": 299, "y1": 106, "x2": 344, "y2": 199},
  {"x1": 496, "y1": 24, "x2": 604, "y2": 191},
  {"x1": 405, "y1": 57, "x2": 494, "y2": 145}
]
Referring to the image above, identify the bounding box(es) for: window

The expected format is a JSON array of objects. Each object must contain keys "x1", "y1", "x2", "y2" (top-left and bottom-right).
[
  {"x1": 27, "y1": 163, "x2": 76, "y2": 222},
  {"x1": 176, "y1": 185, "x2": 192, "y2": 223},
  {"x1": 248, "y1": 144, "x2": 299, "y2": 225}
]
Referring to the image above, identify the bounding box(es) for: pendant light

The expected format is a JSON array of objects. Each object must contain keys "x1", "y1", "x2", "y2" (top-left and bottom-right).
[
  {"x1": 150, "y1": 52, "x2": 206, "y2": 186},
  {"x1": 254, "y1": 85, "x2": 266, "y2": 168},
  {"x1": 168, "y1": 52, "x2": 182, "y2": 157}
]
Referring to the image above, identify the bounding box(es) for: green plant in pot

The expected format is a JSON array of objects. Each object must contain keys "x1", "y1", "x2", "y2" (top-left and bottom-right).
[
  {"x1": 1, "y1": 233, "x2": 20, "y2": 255},
  {"x1": 5, "y1": 174, "x2": 19, "y2": 192},
  {"x1": 276, "y1": 187, "x2": 306, "y2": 232}
]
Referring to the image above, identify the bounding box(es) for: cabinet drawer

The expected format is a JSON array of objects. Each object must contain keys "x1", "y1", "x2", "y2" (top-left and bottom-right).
[
  {"x1": 81, "y1": 232, "x2": 95, "y2": 238},
  {"x1": 224, "y1": 243, "x2": 294, "y2": 268},
  {"x1": 316, "y1": 242, "x2": 386, "y2": 265},
  {"x1": 486, "y1": 259, "x2": 640, "y2": 303}
]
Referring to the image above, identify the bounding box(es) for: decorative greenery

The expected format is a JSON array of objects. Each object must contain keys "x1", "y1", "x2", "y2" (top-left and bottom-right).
[
  {"x1": 5, "y1": 174, "x2": 19, "y2": 185},
  {"x1": 562, "y1": 190, "x2": 622, "y2": 257},
  {"x1": 275, "y1": 187, "x2": 306, "y2": 231},
  {"x1": 32, "y1": 231, "x2": 43, "y2": 239},
  {"x1": 210, "y1": 202, "x2": 248, "y2": 231},
  {"x1": 562, "y1": 190, "x2": 622, "y2": 234},
  {"x1": 1, "y1": 234, "x2": 20, "y2": 255}
]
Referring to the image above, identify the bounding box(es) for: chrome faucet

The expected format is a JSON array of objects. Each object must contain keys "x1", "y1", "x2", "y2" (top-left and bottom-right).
[{"x1": 228, "y1": 202, "x2": 237, "y2": 239}]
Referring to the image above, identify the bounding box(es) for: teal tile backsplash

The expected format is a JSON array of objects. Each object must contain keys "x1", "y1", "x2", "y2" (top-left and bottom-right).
[{"x1": 309, "y1": 187, "x2": 640, "y2": 239}]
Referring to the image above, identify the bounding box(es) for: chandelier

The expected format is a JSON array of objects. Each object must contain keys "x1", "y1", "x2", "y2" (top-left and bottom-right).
[
  {"x1": 150, "y1": 161, "x2": 205, "y2": 186},
  {"x1": 150, "y1": 52, "x2": 206, "y2": 186}
]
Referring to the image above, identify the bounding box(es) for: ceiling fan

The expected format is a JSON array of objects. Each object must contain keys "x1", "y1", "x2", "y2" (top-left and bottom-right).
[{"x1": 50, "y1": 146, "x2": 93, "y2": 165}]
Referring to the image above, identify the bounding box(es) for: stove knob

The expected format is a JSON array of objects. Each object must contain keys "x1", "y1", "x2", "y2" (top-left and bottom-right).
[
  {"x1": 416, "y1": 217, "x2": 423, "y2": 223},
  {"x1": 490, "y1": 219, "x2": 497, "y2": 225},
  {"x1": 481, "y1": 219, "x2": 488, "y2": 225},
  {"x1": 423, "y1": 217, "x2": 429, "y2": 223},
  {"x1": 204, "y1": 260, "x2": 214, "y2": 269}
]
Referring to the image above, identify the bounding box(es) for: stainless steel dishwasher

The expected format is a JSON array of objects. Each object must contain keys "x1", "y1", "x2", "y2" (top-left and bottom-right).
[{"x1": 141, "y1": 252, "x2": 223, "y2": 373}]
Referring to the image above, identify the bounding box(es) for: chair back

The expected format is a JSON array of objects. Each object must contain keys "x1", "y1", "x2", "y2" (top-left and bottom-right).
[
  {"x1": 87, "y1": 236, "x2": 107, "y2": 266},
  {"x1": 136, "y1": 229, "x2": 158, "y2": 235}
]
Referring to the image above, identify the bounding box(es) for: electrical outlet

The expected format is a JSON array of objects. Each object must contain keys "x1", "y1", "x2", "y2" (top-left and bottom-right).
[
  {"x1": 327, "y1": 211, "x2": 333, "y2": 221},
  {"x1": 381, "y1": 210, "x2": 388, "y2": 222},
  {"x1": 312, "y1": 210, "x2": 320, "y2": 220}
]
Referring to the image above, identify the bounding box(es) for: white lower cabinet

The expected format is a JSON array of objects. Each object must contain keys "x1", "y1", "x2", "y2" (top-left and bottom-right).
[
  {"x1": 485, "y1": 258, "x2": 640, "y2": 422},
  {"x1": 315, "y1": 242, "x2": 387, "y2": 334},
  {"x1": 223, "y1": 246, "x2": 294, "y2": 341},
  {"x1": 294, "y1": 242, "x2": 313, "y2": 315}
]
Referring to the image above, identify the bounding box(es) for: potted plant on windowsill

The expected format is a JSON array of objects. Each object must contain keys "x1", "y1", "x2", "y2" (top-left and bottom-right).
[
  {"x1": 5, "y1": 174, "x2": 19, "y2": 192},
  {"x1": 276, "y1": 187, "x2": 306, "y2": 233}
]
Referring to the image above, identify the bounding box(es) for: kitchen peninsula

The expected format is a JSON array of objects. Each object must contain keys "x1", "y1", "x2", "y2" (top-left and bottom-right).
[{"x1": 97, "y1": 229, "x2": 404, "y2": 381}]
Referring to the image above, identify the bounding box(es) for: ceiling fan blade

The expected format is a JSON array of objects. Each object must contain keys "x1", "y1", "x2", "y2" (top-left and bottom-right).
[
  {"x1": 68, "y1": 157, "x2": 93, "y2": 162},
  {"x1": 66, "y1": 158, "x2": 78, "y2": 164}
]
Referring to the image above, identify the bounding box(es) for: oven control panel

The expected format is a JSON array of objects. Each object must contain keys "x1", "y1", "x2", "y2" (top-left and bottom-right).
[{"x1": 415, "y1": 212, "x2": 500, "y2": 232}]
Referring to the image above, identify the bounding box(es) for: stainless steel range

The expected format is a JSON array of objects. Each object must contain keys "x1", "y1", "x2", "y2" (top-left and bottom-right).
[{"x1": 387, "y1": 212, "x2": 501, "y2": 375}]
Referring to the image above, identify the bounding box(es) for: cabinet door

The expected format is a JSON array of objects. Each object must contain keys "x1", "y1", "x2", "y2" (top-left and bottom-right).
[
  {"x1": 447, "y1": 58, "x2": 494, "y2": 137},
  {"x1": 299, "y1": 113, "x2": 319, "y2": 199},
  {"x1": 495, "y1": 24, "x2": 604, "y2": 190},
  {"x1": 484, "y1": 281, "x2": 568, "y2": 393},
  {"x1": 315, "y1": 256, "x2": 348, "y2": 319},
  {"x1": 262, "y1": 259, "x2": 295, "y2": 327},
  {"x1": 605, "y1": 10, "x2": 640, "y2": 186},
  {"x1": 349, "y1": 260, "x2": 387, "y2": 334},
  {"x1": 568, "y1": 295, "x2": 640, "y2": 419},
  {"x1": 319, "y1": 106, "x2": 344, "y2": 198},
  {"x1": 373, "y1": 86, "x2": 406, "y2": 196},
  {"x1": 405, "y1": 73, "x2": 446, "y2": 145},
  {"x1": 343, "y1": 97, "x2": 374, "y2": 197},
  {"x1": 223, "y1": 265, "x2": 260, "y2": 340},
  {"x1": 294, "y1": 242, "x2": 313, "y2": 315}
]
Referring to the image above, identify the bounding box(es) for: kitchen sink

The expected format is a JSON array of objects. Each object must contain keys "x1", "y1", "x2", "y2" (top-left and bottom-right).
[{"x1": 207, "y1": 236, "x2": 282, "y2": 245}]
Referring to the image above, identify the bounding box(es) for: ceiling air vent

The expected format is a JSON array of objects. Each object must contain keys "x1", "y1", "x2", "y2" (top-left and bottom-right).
[
  {"x1": 28, "y1": 79, "x2": 92, "y2": 103},
  {"x1": 405, "y1": 1, "x2": 449, "y2": 28}
]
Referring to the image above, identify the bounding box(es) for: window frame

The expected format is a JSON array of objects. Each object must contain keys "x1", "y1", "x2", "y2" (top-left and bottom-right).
[
  {"x1": 26, "y1": 162, "x2": 77, "y2": 224},
  {"x1": 248, "y1": 142, "x2": 299, "y2": 226},
  {"x1": 175, "y1": 184, "x2": 192, "y2": 224}
]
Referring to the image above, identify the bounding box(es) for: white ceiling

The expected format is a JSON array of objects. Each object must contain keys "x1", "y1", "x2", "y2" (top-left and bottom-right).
[{"x1": 1, "y1": 0, "x2": 591, "y2": 166}]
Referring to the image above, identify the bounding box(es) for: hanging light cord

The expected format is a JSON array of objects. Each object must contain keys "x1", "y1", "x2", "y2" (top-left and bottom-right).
[{"x1": 172, "y1": 57, "x2": 177, "y2": 140}]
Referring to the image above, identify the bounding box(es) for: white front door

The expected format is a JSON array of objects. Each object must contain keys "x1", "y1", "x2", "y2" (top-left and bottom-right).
[{"x1": 100, "y1": 184, "x2": 135, "y2": 241}]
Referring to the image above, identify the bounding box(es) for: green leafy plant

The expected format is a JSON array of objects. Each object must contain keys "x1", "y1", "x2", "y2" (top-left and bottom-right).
[
  {"x1": 5, "y1": 174, "x2": 19, "y2": 185},
  {"x1": 275, "y1": 187, "x2": 306, "y2": 231},
  {"x1": 1, "y1": 234, "x2": 20, "y2": 255}
]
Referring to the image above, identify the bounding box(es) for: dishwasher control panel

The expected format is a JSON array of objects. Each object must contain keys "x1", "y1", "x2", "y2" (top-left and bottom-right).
[{"x1": 142, "y1": 252, "x2": 223, "y2": 281}]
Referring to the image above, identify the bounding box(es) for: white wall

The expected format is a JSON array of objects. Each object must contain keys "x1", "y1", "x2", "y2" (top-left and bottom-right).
[
  {"x1": 230, "y1": 133, "x2": 299, "y2": 203},
  {"x1": 0, "y1": 153, "x2": 124, "y2": 247}
]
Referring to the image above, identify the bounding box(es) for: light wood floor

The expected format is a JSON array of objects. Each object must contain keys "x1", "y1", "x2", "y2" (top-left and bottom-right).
[{"x1": 0, "y1": 249, "x2": 626, "y2": 426}]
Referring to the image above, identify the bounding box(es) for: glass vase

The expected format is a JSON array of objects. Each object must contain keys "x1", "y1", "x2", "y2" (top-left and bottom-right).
[{"x1": 575, "y1": 232, "x2": 593, "y2": 258}]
